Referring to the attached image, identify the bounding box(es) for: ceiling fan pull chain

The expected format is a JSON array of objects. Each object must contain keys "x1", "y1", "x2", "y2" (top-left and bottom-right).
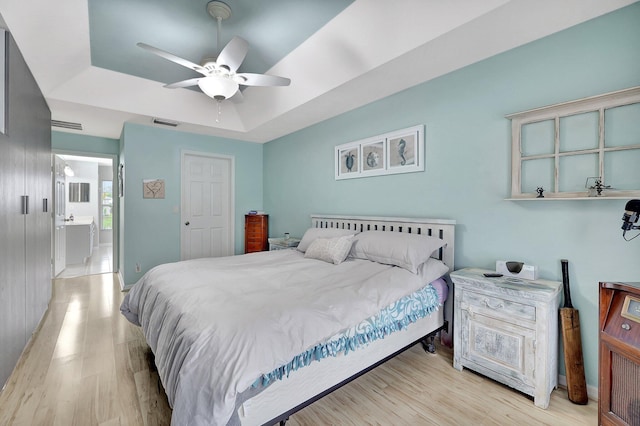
[{"x1": 216, "y1": 99, "x2": 222, "y2": 122}]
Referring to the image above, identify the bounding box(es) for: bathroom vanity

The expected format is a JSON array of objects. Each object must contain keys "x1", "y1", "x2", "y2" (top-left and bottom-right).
[{"x1": 65, "y1": 217, "x2": 95, "y2": 264}]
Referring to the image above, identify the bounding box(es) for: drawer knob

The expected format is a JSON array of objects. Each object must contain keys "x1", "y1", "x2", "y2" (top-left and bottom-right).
[
  {"x1": 185, "y1": 221, "x2": 190, "y2": 226},
  {"x1": 483, "y1": 298, "x2": 504, "y2": 310},
  {"x1": 622, "y1": 323, "x2": 631, "y2": 331}
]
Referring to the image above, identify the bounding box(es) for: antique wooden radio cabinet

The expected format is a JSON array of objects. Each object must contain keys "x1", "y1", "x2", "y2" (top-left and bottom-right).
[{"x1": 599, "y1": 281, "x2": 640, "y2": 426}]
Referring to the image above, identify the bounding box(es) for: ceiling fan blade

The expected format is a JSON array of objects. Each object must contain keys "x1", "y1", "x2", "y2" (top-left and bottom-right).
[
  {"x1": 236, "y1": 73, "x2": 291, "y2": 87},
  {"x1": 226, "y1": 89, "x2": 244, "y2": 103},
  {"x1": 216, "y1": 36, "x2": 249, "y2": 73},
  {"x1": 137, "y1": 42, "x2": 208, "y2": 75},
  {"x1": 164, "y1": 78, "x2": 202, "y2": 89}
]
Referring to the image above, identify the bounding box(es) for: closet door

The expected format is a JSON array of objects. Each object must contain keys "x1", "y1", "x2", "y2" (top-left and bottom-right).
[
  {"x1": 24, "y1": 90, "x2": 52, "y2": 333},
  {"x1": 0, "y1": 133, "x2": 27, "y2": 386},
  {"x1": 0, "y1": 32, "x2": 52, "y2": 387}
]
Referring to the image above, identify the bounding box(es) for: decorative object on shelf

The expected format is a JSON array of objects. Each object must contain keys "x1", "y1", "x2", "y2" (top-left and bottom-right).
[
  {"x1": 496, "y1": 260, "x2": 538, "y2": 280},
  {"x1": 536, "y1": 187, "x2": 544, "y2": 198},
  {"x1": 335, "y1": 125, "x2": 424, "y2": 180},
  {"x1": 143, "y1": 179, "x2": 165, "y2": 199},
  {"x1": 621, "y1": 199, "x2": 640, "y2": 241},
  {"x1": 586, "y1": 176, "x2": 613, "y2": 197}
]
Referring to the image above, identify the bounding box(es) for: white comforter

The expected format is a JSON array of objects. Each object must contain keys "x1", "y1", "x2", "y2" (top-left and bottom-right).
[{"x1": 120, "y1": 250, "x2": 439, "y2": 425}]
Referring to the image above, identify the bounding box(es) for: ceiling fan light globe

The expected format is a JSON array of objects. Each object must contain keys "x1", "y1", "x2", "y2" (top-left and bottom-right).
[{"x1": 198, "y1": 75, "x2": 239, "y2": 100}]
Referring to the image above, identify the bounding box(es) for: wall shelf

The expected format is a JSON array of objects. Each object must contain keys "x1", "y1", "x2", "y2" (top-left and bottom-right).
[{"x1": 506, "y1": 197, "x2": 631, "y2": 201}]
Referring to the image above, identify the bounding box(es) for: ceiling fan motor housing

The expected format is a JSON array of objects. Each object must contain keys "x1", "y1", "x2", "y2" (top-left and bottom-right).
[{"x1": 207, "y1": 1, "x2": 231, "y2": 21}]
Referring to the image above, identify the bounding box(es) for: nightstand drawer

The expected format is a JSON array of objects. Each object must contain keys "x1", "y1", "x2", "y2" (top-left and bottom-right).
[{"x1": 462, "y1": 291, "x2": 536, "y2": 323}]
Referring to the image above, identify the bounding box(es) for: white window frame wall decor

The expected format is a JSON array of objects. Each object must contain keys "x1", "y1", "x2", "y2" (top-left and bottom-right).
[
  {"x1": 506, "y1": 86, "x2": 640, "y2": 200},
  {"x1": 335, "y1": 125, "x2": 424, "y2": 180}
]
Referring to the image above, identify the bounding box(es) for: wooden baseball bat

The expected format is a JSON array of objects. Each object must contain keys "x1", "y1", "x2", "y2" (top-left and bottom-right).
[{"x1": 559, "y1": 259, "x2": 588, "y2": 404}]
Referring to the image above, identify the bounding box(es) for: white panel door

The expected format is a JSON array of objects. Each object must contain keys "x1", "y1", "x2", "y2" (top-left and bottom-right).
[
  {"x1": 53, "y1": 155, "x2": 66, "y2": 276},
  {"x1": 181, "y1": 152, "x2": 234, "y2": 260}
]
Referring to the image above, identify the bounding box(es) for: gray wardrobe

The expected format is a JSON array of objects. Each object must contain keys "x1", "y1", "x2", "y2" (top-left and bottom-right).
[{"x1": 0, "y1": 30, "x2": 52, "y2": 387}]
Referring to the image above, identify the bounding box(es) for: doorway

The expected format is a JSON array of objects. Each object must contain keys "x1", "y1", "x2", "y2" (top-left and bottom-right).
[
  {"x1": 181, "y1": 151, "x2": 234, "y2": 260},
  {"x1": 52, "y1": 152, "x2": 118, "y2": 278}
]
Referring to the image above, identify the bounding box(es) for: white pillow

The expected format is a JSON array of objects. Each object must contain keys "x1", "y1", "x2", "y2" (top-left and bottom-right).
[
  {"x1": 297, "y1": 227, "x2": 358, "y2": 253},
  {"x1": 304, "y1": 235, "x2": 355, "y2": 265},
  {"x1": 349, "y1": 231, "x2": 447, "y2": 274},
  {"x1": 417, "y1": 257, "x2": 450, "y2": 284}
]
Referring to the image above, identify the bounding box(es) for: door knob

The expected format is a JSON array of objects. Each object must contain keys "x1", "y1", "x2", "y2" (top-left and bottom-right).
[{"x1": 185, "y1": 221, "x2": 190, "y2": 226}]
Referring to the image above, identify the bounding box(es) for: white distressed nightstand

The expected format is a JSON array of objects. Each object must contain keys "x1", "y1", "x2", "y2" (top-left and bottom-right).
[
  {"x1": 268, "y1": 237, "x2": 300, "y2": 251},
  {"x1": 451, "y1": 268, "x2": 562, "y2": 409}
]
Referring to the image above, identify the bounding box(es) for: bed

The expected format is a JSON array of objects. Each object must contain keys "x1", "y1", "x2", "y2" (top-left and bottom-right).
[{"x1": 120, "y1": 214, "x2": 455, "y2": 425}]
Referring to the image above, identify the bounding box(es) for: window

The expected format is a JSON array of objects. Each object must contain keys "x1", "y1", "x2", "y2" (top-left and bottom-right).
[
  {"x1": 101, "y1": 180, "x2": 113, "y2": 230},
  {"x1": 507, "y1": 87, "x2": 640, "y2": 199}
]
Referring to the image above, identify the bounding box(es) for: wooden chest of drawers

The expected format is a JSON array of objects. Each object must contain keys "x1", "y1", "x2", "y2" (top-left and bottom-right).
[{"x1": 245, "y1": 214, "x2": 268, "y2": 253}]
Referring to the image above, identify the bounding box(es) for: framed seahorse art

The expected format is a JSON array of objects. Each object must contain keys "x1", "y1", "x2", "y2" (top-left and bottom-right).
[{"x1": 335, "y1": 125, "x2": 424, "y2": 180}]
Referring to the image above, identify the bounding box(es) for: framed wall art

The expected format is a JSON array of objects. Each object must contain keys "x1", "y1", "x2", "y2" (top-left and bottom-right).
[
  {"x1": 361, "y1": 138, "x2": 385, "y2": 174},
  {"x1": 335, "y1": 125, "x2": 424, "y2": 180},
  {"x1": 336, "y1": 144, "x2": 360, "y2": 178},
  {"x1": 143, "y1": 179, "x2": 165, "y2": 199}
]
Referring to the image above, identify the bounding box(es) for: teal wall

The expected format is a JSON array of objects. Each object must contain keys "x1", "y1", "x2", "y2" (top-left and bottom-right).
[
  {"x1": 52, "y1": 131, "x2": 120, "y2": 156},
  {"x1": 120, "y1": 123, "x2": 263, "y2": 285},
  {"x1": 263, "y1": 4, "x2": 640, "y2": 388}
]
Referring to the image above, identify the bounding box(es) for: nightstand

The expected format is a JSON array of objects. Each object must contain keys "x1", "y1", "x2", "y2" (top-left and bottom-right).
[
  {"x1": 451, "y1": 268, "x2": 562, "y2": 409},
  {"x1": 268, "y1": 237, "x2": 300, "y2": 251}
]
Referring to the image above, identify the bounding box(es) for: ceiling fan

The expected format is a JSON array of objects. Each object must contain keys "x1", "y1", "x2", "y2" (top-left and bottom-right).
[{"x1": 137, "y1": 1, "x2": 291, "y2": 102}]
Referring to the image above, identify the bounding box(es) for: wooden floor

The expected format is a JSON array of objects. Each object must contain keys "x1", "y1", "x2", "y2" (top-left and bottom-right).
[{"x1": 0, "y1": 274, "x2": 598, "y2": 425}]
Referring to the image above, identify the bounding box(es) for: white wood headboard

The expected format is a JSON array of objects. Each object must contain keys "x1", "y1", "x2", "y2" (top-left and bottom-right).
[{"x1": 310, "y1": 214, "x2": 456, "y2": 271}]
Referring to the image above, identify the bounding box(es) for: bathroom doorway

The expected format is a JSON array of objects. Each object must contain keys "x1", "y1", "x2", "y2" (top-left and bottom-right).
[{"x1": 52, "y1": 152, "x2": 118, "y2": 278}]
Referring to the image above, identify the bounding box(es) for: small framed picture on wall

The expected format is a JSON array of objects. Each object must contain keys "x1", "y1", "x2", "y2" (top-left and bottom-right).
[{"x1": 336, "y1": 144, "x2": 360, "y2": 179}]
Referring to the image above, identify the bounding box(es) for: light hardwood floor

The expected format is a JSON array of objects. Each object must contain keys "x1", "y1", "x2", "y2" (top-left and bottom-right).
[
  {"x1": 56, "y1": 244, "x2": 113, "y2": 279},
  {"x1": 0, "y1": 274, "x2": 598, "y2": 425}
]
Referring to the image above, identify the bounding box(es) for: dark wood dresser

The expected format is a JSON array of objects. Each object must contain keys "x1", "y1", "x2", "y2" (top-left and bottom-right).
[
  {"x1": 599, "y1": 281, "x2": 640, "y2": 426},
  {"x1": 244, "y1": 214, "x2": 268, "y2": 253}
]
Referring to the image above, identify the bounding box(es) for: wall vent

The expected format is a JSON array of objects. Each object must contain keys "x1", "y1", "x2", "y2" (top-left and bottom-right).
[
  {"x1": 152, "y1": 117, "x2": 179, "y2": 127},
  {"x1": 51, "y1": 120, "x2": 83, "y2": 131}
]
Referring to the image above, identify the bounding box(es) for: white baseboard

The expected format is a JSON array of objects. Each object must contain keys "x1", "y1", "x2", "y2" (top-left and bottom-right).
[
  {"x1": 117, "y1": 271, "x2": 132, "y2": 291},
  {"x1": 557, "y1": 374, "x2": 598, "y2": 402}
]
